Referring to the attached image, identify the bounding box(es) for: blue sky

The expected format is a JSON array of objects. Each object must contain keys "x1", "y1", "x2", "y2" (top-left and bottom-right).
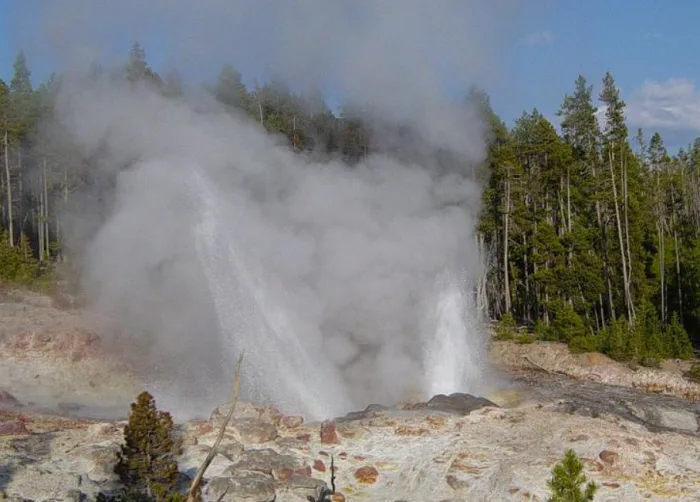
[{"x1": 1, "y1": 0, "x2": 699, "y2": 151}]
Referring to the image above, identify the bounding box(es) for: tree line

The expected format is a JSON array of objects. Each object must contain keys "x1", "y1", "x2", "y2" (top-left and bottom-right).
[
  {"x1": 0, "y1": 42, "x2": 698, "y2": 363},
  {"x1": 481, "y1": 75, "x2": 698, "y2": 363}
]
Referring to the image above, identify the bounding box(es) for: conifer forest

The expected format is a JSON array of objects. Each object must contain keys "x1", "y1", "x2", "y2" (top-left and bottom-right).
[{"x1": 2, "y1": 43, "x2": 699, "y2": 365}]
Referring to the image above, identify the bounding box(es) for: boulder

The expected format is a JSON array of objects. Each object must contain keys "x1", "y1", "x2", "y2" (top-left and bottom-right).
[
  {"x1": 319, "y1": 420, "x2": 339, "y2": 444},
  {"x1": 232, "y1": 419, "x2": 278, "y2": 444},
  {"x1": 424, "y1": 393, "x2": 499, "y2": 415},
  {"x1": 274, "y1": 475, "x2": 327, "y2": 502},
  {"x1": 0, "y1": 390, "x2": 21, "y2": 408},
  {"x1": 206, "y1": 471, "x2": 276, "y2": 502},
  {"x1": 227, "y1": 448, "x2": 302, "y2": 479},
  {"x1": 210, "y1": 401, "x2": 282, "y2": 429},
  {"x1": 0, "y1": 419, "x2": 29, "y2": 436}
]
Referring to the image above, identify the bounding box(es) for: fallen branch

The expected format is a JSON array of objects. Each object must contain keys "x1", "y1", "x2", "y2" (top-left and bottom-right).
[
  {"x1": 522, "y1": 355, "x2": 569, "y2": 377},
  {"x1": 187, "y1": 352, "x2": 244, "y2": 502},
  {"x1": 523, "y1": 355, "x2": 553, "y2": 374},
  {"x1": 214, "y1": 486, "x2": 229, "y2": 502}
]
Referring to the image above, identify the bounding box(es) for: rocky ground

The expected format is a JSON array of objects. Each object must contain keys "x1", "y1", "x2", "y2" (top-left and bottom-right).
[
  {"x1": 1, "y1": 290, "x2": 700, "y2": 501},
  {"x1": 490, "y1": 340, "x2": 700, "y2": 401},
  {"x1": 0, "y1": 288, "x2": 143, "y2": 419}
]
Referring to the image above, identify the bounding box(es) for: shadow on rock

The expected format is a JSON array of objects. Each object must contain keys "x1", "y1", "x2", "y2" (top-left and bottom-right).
[
  {"x1": 336, "y1": 392, "x2": 499, "y2": 423},
  {"x1": 0, "y1": 463, "x2": 13, "y2": 494},
  {"x1": 0, "y1": 432, "x2": 53, "y2": 495},
  {"x1": 514, "y1": 371, "x2": 700, "y2": 436}
]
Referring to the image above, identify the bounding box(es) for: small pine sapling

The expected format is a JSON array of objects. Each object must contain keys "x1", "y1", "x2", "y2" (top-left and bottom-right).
[
  {"x1": 547, "y1": 449, "x2": 597, "y2": 502},
  {"x1": 115, "y1": 391, "x2": 181, "y2": 502}
]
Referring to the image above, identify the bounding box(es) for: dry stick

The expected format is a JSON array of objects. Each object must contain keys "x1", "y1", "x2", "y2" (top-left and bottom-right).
[
  {"x1": 308, "y1": 454, "x2": 335, "y2": 502},
  {"x1": 523, "y1": 355, "x2": 554, "y2": 374},
  {"x1": 214, "y1": 486, "x2": 229, "y2": 502},
  {"x1": 523, "y1": 355, "x2": 600, "y2": 380},
  {"x1": 187, "y1": 352, "x2": 244, "y2": 502},
  {"x1": 523, "y1": 355, "x2": 569, "y2": 377}
]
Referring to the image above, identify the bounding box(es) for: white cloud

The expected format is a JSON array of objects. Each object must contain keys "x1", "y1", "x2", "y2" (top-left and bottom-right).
[
  {"x1": 626, "y1": 78, "x2": 700, "y2": 132},
  {"x1": 519, "y1": 31, "x2": 554, "y2": 47},
  {"x1": 644, "y1": 32, "x2": 662, "y2": 40}
]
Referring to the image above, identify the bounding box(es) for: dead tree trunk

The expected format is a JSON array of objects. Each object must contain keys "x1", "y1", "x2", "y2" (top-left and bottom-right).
[
  {"x1": 609, "y1": 148, "x2": 633, "y2": 322},
  {"x1": 503, "y1": 171, "x2": 512, "y2": 315},
  {"x1": 43, "y1": 158, "x2": 49, "y2": 259},
  {"x1": 622, "y1": 155, "x2": 635, "y2": 320},
  {"x1": 3, "y1": 130, "x2": 12, "y2": 247}
]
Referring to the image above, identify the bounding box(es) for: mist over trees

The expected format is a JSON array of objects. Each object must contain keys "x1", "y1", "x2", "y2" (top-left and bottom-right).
[{"x1": 0, "y1": 43, "x2": 698, "y2": 364}]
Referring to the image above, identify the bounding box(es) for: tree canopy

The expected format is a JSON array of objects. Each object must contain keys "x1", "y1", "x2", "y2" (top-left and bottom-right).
[{"x1": 0, "y1": 45, "x2": 698, "y2": 363}]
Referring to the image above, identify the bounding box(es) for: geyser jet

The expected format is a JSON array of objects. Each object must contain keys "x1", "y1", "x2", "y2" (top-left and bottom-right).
[{"x1": 19, "y1": 0, "x2": 525, "y2": 419}]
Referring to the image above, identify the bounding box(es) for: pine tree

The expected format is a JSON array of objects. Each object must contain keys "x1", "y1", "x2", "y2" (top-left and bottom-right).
[
  {"x1": 666, "y1": 312, "x2": 694, "y2": 359},
  {"x1": 547, "y1": 449, "x2": 598, "y2": 502},
  {"x1": 9, "y1": 51, "x2": 32, "y2": 95},
  {"x1": 557, "y1": 76, "x2": 611, "y2": 329},
  {"x1": 115, "y1": 391, "x2": 181, "y2": 502},
  {"x1": 213, "y1": 65, "x2": 250, "y2": 111},
  {"x1": 8, "y1": 51, "x2": 37, "y2": 140},
  {"x1": 125, "y1": 42, "x2": 162, "y2": 88},
  {"x1": 473, "y1": 87, "x2": 517, "y2": 318}
]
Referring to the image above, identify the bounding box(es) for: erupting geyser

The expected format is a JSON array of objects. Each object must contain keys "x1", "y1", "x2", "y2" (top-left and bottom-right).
[
  {"x1": 191, "y1": 170, "x2": 354, "y2": 419},
  {"x1": 29, "y1": 0, "x2": 516, "y2": 420},
  {"x1": 54, "y1": 83, "x2": 492, "y2": 421}
]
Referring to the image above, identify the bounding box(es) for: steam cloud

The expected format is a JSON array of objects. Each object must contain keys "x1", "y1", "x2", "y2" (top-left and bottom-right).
[{"x1": 21, "y1": 0, "x2": 522, "y2": 419}]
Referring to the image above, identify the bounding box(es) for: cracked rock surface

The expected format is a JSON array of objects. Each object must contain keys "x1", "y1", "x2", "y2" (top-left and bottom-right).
[{"x1": 2, "y1": 389, "x2": 700, "y2": 502}]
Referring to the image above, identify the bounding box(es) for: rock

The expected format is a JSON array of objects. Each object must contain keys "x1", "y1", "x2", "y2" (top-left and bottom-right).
[
  {"x1": 446, "y1": 473, "x2": 469, "y2": 491},
  {"x1": 275, "y1": 475, "x2": 327, "y2": 502},
  {"x1": 490, "y1": 340, "x2": 700, "y2": 401},
  {"x1": 394, "y1": 425, "x2": 429, "y2": 436},
  {"x1": 228, "y1": 448, "x2": 303, "y2": 479},
  {"x1": 281, "y1": 415, "x2": 304, "y2": 429},
  {"x1": 354, "y1": 466, "x2": 379, "y2": 485},
  {"x1": 210, "y1": 401, "x2": 282, "y2": 429},
  {"x1": 178, "y1": 444, "x2": 234, "y2": 481},
  {"x1": 81, "y1": 446, "x2": 120, "y2": 484},
  {"x1": 257, "y1": 407, "x2": 283, "y2": 427},
  {"x1": 337, "y1": 403, "x2": 389, "y2": 422},
  {"x1": 603, "y1": 482, "x2": 621, "y2": 489},
  {"x1": 0, "y1": 419, "x2": 29, "y2": 436},
  {"x1": 216, "y1": 438, "x2": 245, "y2": 460},
  {"x1": 336, "y1": 421, "x2": 368, "y2": 441},
  {"x1": 60, "y1": 489, "x2": 84, "y2": 502},
  {"x1": 277, "y1": 465, "x2": 312, "y2": 482},
  {"x1": 206, "y1": 471, "x2": 276, "y2": 502},
  {"x1": 85, "y1": 423, "x2": 120, "y2": 438},
  {"x1": 231, "y1": 419, "x2": 278, "y2": 444},
  {"x1": 320, "y1": 420, "x2": 339, "y2": 444},
  {"x1": 599, "y1": 450, "x2": 620, "y2": 465},
  {"x1": 0, "y1": 390, "x2": 21, "y2": 408},
  {"x1": 656, "y1": 408, "x2": 699, "y2": 432},
  {"x1": 190, "y1": 420, "x2": 215, "y2": 435},
  {"x1": 365, "y1": 403, "x2": 391, "y2": 413},
  {"x1": 424, "y1": 393, "x2": 498, "y2": 415},
  {"x1": 5, "y1": 342, "x2": 700, "y2": 502},
  {"x1": 276, "y1": 436, "x2": 311, "y2": 450}
]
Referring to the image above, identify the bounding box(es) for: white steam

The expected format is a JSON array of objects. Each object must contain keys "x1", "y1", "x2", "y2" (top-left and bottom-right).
[{"x1": 22, "y1": 0, "x2": 522, "y2": 419}]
